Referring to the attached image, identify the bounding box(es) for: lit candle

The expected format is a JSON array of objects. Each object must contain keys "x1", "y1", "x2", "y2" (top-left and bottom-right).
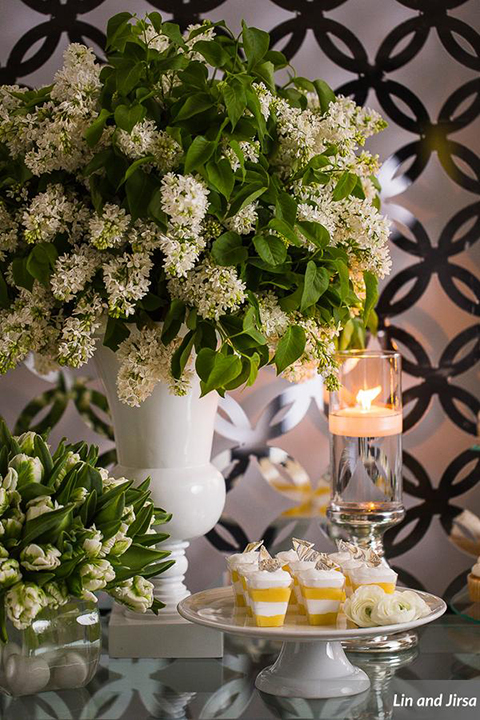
[{"x1": 329, "y1": 385, "x2": 402, "y2": 437}]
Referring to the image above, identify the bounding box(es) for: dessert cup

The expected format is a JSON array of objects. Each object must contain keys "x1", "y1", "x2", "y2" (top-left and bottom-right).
[
  {"x1": 246, "y1": 568, "x2": 292, "y2": 627},
  {"x1": 349, "y1": 565, "x2": 398, "y2": 594},
  {"x1": 297, "y1": 567, "x2": 346, "y2": 626}
]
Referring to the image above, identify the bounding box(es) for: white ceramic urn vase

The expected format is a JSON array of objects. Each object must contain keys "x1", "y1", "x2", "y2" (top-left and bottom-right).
[{"x1": 95, "y1": 343, "x2": 225, "y2": 657}]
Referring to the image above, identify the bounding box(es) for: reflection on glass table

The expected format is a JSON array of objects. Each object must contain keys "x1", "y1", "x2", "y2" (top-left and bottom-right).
[{"x1": 0, "y1": 614, "x2": 479, "y2": 719}]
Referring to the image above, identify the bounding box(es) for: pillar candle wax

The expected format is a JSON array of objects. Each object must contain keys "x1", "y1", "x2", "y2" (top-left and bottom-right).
[{"x1": 329, "y1": 406, "x2": 402, "y2": 437}]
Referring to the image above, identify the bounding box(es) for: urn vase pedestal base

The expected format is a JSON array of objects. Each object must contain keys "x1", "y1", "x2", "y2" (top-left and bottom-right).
[{"x1": 95, "y1": 344, "x2": 226, "y2": 659}]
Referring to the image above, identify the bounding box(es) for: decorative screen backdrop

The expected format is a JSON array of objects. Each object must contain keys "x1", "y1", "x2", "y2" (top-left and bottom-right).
[{"x1": 0, "y1": 0, "x2": 478, "y2": 599}]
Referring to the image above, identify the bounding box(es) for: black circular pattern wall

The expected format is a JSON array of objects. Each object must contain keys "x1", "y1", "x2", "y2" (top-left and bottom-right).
[{"x1": 0, "y1": 0, "x2": 479, "y2": 597}]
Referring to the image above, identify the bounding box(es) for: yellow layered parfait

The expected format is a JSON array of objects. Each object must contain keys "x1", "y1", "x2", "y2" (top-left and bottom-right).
[
  {"x1": 276, "y1": 549, "x2": 302, "y2": 611},
  {"x1": 297, "y1": 566, "x2": 346, "y2": 626},
  {"x1": 227, "y1": 548, "x2": 261, "y2": 608},
  {"x1": 348, "y1": 564, "x2": 398, "y2": 594},
  {"x1": 288, "y1": 559, "x2": 318, "y2": 615},
  {"x1": 246, "y1": 568, "x2": 292, "y2": 627},
  {"x1": 333, "y1": 557, "x2": 364, "y2": 596}
]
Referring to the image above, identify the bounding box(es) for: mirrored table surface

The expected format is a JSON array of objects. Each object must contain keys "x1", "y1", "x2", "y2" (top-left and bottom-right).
[{"x1": 1, "y1": 613, "x2": 479, "y2": 720}]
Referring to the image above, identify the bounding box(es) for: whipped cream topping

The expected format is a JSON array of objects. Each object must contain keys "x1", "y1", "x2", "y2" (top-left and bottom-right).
[
  {"x1": 276, "y1": 549, "x2": 299, "y2": 566},
  {"x1": 471, "y1": 556, "x2": 480, "y2": 578},
  {"x1": 246, "y1": 568, "x2": 292, "y2": 589},
  {"x1": 298, "y1": 567, "x2": 345, "y2": 587},
  {"x1": 227, "y1": 550, "x2": 259, "y2": 570},
  {"x1": 349, "y1": 564, "x2": 397, "y2": 585}
]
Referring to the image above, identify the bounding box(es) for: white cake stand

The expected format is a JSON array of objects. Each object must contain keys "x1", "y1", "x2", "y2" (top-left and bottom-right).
[{"x1": 178, "y1": 587, "x2": 446, "y2": 699}]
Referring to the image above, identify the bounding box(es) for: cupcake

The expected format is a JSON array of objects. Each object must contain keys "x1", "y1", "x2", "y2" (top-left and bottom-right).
[
  {"x1": 227, "y1": 541, "x2": 263, "y2": 608},
  {"x1": 297, "y1": 559, "x2": 346, "y2": 626},
  {"x1": 467, "y1": 557, "x2": 480, "y2": 602},
  {"x1": 246, "y1": 548, "x2": 292, "y2": 627}
]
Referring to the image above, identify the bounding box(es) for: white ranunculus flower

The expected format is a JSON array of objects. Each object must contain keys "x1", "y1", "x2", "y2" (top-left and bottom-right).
[
  {"x1": 5, "y1": 582, "x2": 47, "y2": 629},
  {"x1": 0, "y1": 558, "x2": 22, "y2": 589},
  {"x1": 80, "y1": 559, "x2": 115, "y2": 597},
  {"x1": 9, "y1": 454, "x2": 44, "y2": 484},
  {"x1": 25, "y1": 496, "x2": 61, "y2": 522},
  {"x1": 14, "y1": 431, "x2": 37, "y2": 455},
  {"x1": 20, "y1": 543, "x2": 62, "y2": 572},
  {"x1": 0, "y1": 488, "x2": 9, "y2": 516},
  {"x1": 110, "y1": 576, "x2": 154, "y2": 613},
  {"x1": 82, "y1": 526, "x2": 103, "y2": 558},
  {"x1": 343, "y1": 585, "x2": 385, "y2": 627},
  {"x1": 397, "y1": 590, "x2": 430, "y2": 619},
  {"x1": 370, "y1": 593, "x2": 417, "y2": 626},
  {"x1": 43, "y1": 580, "x2": 69, "y2": 609},
  {"x1": 2, "y1": 468, "x2": 18, "y2": 491}
]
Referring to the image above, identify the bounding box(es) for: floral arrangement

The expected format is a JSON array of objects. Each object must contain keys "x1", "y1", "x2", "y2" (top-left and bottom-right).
[
  {"x1": 0, "y1": 420, "x2": 172, "y2": 640},
  {"x1": 0, "y1": 12, "x2": 390, "y2": 406},
  {"x1": 344, "y1": 585, "x2": 431, "y2": 628}
]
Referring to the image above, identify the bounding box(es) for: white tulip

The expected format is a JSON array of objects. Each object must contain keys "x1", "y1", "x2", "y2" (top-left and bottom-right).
[
  {"x1": 82, "y1": 526, "x2": 103, "y2": 558},
  {"x1": 80, "y1": 559, "x2": 115, "y2": 596},
  {"x1": 14, "y1": 431, "x2": 37, "y2": 456},
  {"x1": 2, "y1": 468, "x2": 18, "y2": 492},
  {"x1": 25, "y1": 496, "x2": 61, "y2": 522},
  {"x1": 0, "y1": 559, "x2": 22, "y2": 589},
  {"x1": 43, "y1": 581, "x2": 69, "y2": 609},
  {"x1": 110, "y1": 576, "x2": 154, "y2": 613},
  {"x1": 0, "y1": 488, "x2": 9, "y2": 516},
  {"x1": 5, "y1": 582, "x2": 47, "y2": 630},
  {"x1": 9, "y1": 454, "x2": 44, "y2": 484},
  {"x1": 20, "y1": 543, "x2": 62, "y2": 572}
]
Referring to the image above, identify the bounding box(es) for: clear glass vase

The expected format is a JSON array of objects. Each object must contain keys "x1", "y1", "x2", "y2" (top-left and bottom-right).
[{"x1": 0, "y1": 598, "x2": 101, "y2": 696}]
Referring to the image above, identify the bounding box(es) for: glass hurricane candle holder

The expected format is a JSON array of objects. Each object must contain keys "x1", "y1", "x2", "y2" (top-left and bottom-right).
[{"x1": 327, "y1": 350, "x2": 405, "y2": 558}]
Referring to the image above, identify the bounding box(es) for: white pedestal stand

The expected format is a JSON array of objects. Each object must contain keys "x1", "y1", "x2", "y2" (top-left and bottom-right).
[
  {"x1": 95, "y1": 345, "x2": 225, "y2": 658},
  {"x1": 178, "y1": 586, "x2": 446, "y2": 698}
]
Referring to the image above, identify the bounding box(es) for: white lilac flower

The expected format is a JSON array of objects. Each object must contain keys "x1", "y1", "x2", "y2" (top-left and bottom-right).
[
  {"x1": 0, "y1": 202, "x2": 20, "y2": 254},
  {"x1": 82, "y1": 526, "x2": 103, "y2": 558},
  {"x1": 79, "y1": 559, "x2": 116, "y2": 600},
  {"x1": 281, "y1": 317, "x2": 340, "y2": 390},
  {"x1": 103, "y1": 251, "x2": 153, "y2": 317},
  {"x1": 222, "y1": 140, "x2": 260, "y2": 171},
  {"x1": 0, "y1": 559, "x2": 22, "y2": 589},
  {"x1": 9, "y1": 453, "x2": 44, "y2": 484},
  {"x1": 131, "y1": 219, "x2": 167, "y2": 252},
  {"x1": 253, "y1": 82, "x2": 274, "y2": 120},
  {"x1": 319, "y1": 95, "x2": 387, "y2": 149},
  {"x1": 0, "y1": 84, "x2": 33, "y2": 156},
  {"x1": 116, "y1": 327, "x2": 193, "y2": 406},
  {"x1": 88, "y1": 203, "x2": 131, "y2": 250},
  {"x1": 117, "y1": 120, "x2": 182, "y2": 173},
  {"x1": 0, "y1": 284, "x2": 54, "y2": 373},
  {"x1": 160, "y1": 173, "x2": 209, "y2": 230},
  {"x1": 57, "y1": 292, "x2": 104, "y2": 367},
  {"x1": 143, "y1": 23, "x2": 170, "y2": 53},
  {"x1": 25, "y1": 496, "x2": 62, "y2": 522},
  {"x1": 50, "y1": 44, "x2": 101, "y2": 111},
  {"x1": 271, "y1": 97, "x2": 324, "y2": 169},
  {"x1": 20, "y1": 543, "x2": 62, "y2": 572},
  {"x1": 168, "y1": 259, "x2": 246, "y2": 321},
  {"x1": 160, "y1": 224, "x2": 207, "y2": 278},
  {"x1": 183, "y1": 22, "x2": 215, "y2": 61},
  {"x1": 110, "y1": 576, "x2": 154, "y2": 613},
  {"x1": 258, "y1": 291, "x2": 290, "y2": 339},
  {"x1": 5, "y1": 582, "x2": 47, "y2": 630},
  {"x1": 43, "y1": 580, "x2": 69, "y2": 609},
  {"x1": 224, "y1": 202, "x2": 258, "y2": 235},
  {"x1": 22, "y1": 184, "x2": 77, "y2": 244},
  {"x1": 50, "y1": 246, "x2": 101, "y2": 302}
]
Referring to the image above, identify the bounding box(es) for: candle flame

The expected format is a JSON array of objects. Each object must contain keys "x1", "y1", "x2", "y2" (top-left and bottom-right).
[{"x1": 356, "y1": 385, "x2": 382, "y2": 411}]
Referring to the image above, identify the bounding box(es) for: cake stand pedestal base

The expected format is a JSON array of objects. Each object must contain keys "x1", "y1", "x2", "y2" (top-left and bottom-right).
[
  {"x1": 255, "y1": 640, "x2": 370, "y2": 698},
  {"x1": 108, "y1": 605, "x2": 224, "y2": 659},
  {"x1": 342, "y1": 629, "x2": 418, "y2": 653}
]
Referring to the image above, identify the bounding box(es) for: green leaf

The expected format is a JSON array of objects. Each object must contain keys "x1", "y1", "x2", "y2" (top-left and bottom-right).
[
  {"x1": 0, "y1": 272, "x2": 9, "y2": 309},
  {"x1": 184, "y1": 136, "x2": 217, "y2": 174},
  {"x1": 314, "y1": 79, "x2": 336, "y2": 114},
  {"x1": 229, "y1": 139, "x2": 245, "y2": 179},
  {"x1": 221, "y1": 81, "x2": 247, "y2": 130},
  {"x1": 296, "y1": 221, "x2": 330, "y2": 248},
  {"x1": 276, "y1": 192, "x2": 298, "y2": 227},
  {"x1": 125, "y1": 169, "x2": 155, "y2": 220},
  {"x1": 300, "y1": 262, "x2": 329, "y2": 311},
  {"x1": 21, "y1": 504, "x2": 74, "y2": 547},
  {"x1": 34, "y1": 434, "x2": 53, "y2": 478},
  {"x1": 363, "y1": 271, "x2": 378, "y2": 324},
  {"x1": 114, "y1": 103, "x2": 146, "y2": 132},
  {"x1": 19, "y1": 482, "x2": 53, "y2": 504},
  {"x1": 26, "y1": 243, "x2": 58, "y2": 286},
  {"x1": 274, "y1": 326, "x2": 306, "y2": 374},
  {"x1": 0, "y1": 601, "x2": 7, "y2": 645},
  {"x1": 254, "y1": 61, "x2": 275, "y2": 93},
  {"x1": 228, "y1": 184, "x2": 266, "y2": 217},
  {"x1": 161, "y1": 299, "x2": 185, "y2": 345},
  {"x1": 206, "y1": 158, "x2": 234, "y2": 198},
  {"x1": 117, "y1": 61, "x2": 144, "y2": 96},
  {"x1": 103, "y1": 317, "x2": 130, "y2": 352},
  {"x1": 332, "y1": 171, "x2": 358, "y2": 201},
  {"x1": 211, "y1": 231, "x2": 248, "y2": 266},
  {"x1": 12, "y1": 258, "x2": 33, "y2": 292},
  {"x1": 171, "y1": 330, "x2": 195, "y2": 379},
  {"x1": 268, "y1": 218, "x2": 300, "y2": 246},
  {"x1": 253, "y1": 234, "x2": 287, "y2": 265},
  {"x1": 95, "y1": 492, "x2": 124, "y2": 526},
  {"x1": 176, "y1": 93, "x2": 212, "y2": 121},
  {"x1": 196, "y1": 349, "x2": 242, "y2": 395},
  {"x1": 336, "y1": 259, "x2": 350, "y2": 301},
  {"x1": 118, "y1": 543, "x2": 170, "y2": 570},
  {"x1": 85, "y1": 109, "x2": 111, "y2": 148},
  {"x1": 106, "y1": 12, "x2": 133, "y2": 50},
  {"x1": 193, "y1": 40, "x2": 229, "y2": 67},
  {"x1": 242, "y1": 21, "x2": 270, "y2": 70}
]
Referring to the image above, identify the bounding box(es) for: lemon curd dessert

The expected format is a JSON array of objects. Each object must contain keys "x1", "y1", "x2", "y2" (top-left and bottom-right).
[
  {"x1": 276, "y1": 538, "x2": 314, "y2": 612},
  {"x1": 348, "y1": 550, "x2": 398, "y2": 594},
  {"x1": 297, "y1": 557, "x2": 346, "y2": 626},
  {"x1": 246, "y1": 547, "x2": 292, "y2": 627},
  {"x1": 226, "y1": 541, "x2": 263, "y2": 608}
]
